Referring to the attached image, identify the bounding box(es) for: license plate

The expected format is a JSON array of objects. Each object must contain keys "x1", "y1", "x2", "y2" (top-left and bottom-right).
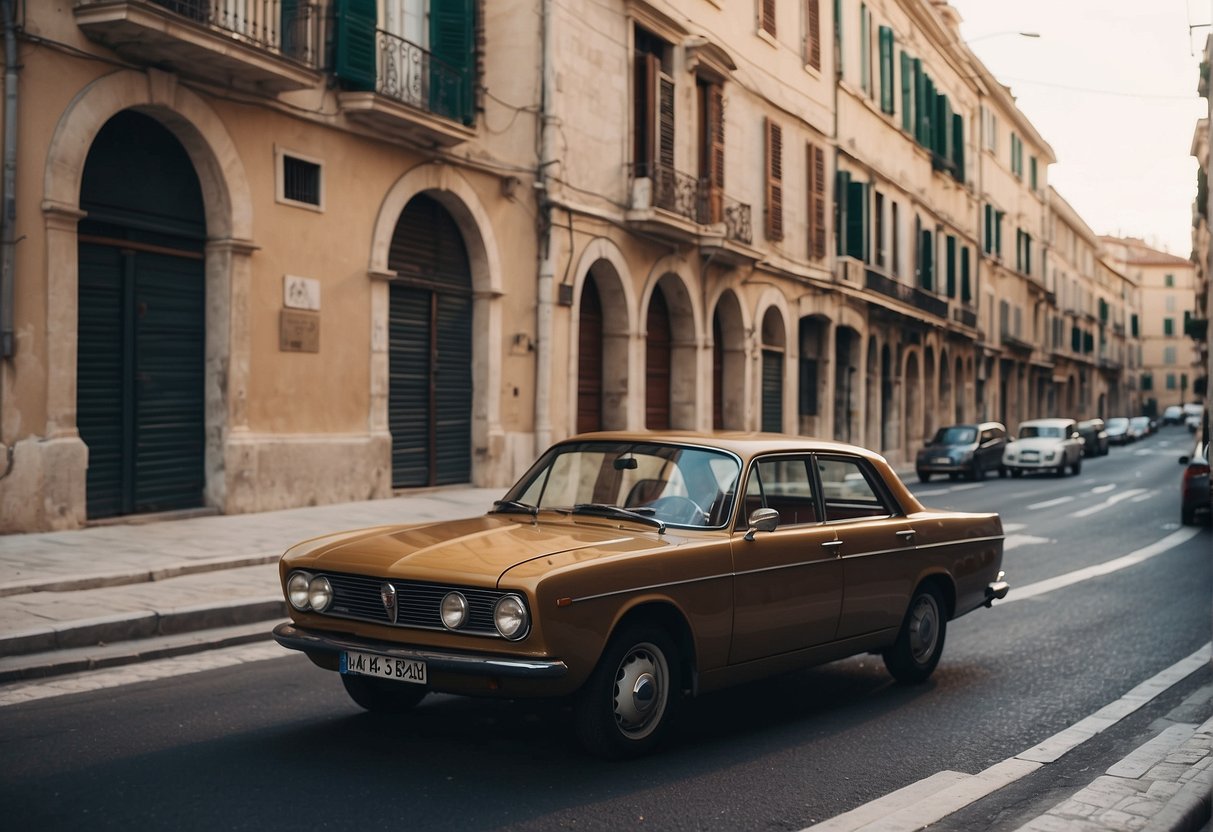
[
  {"x1": 1022, "y1": 451, "x2": 1039, "y2": 460},
  {"x1": 341, "y1": 650, "x2": 427, "y2": 685},
  {"x1": 933, "y1": 457, "x2": 950, "y2": 465}
]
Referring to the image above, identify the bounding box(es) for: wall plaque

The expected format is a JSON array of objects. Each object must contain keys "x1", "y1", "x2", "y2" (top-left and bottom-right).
[{"x1": 280, "y1": 309, "x2": 320, "y2": 352}]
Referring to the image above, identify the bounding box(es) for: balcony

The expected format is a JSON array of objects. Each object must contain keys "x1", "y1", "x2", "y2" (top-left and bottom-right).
[
  {"x1": 835, "y1": 256, "x2": 864, "y2": 287},
  {"x1": 1000, "y1": 331, "x2": 1035, "y2": 352},
  {"x1": 951, "y1": 305, "x2": 978, "y2": 329},
  {"x1": 337, "y1": 29, "x2": 475, "y2": 147},
  {"x1": 864, "y1": 268, "x2": 948, "y2": 320},
  {"x1": 75, "y1": 0, "x2": 322, "y2": 93},
  {"x1": 628, "y1": 163, "x2": 755, "y2": 253}
]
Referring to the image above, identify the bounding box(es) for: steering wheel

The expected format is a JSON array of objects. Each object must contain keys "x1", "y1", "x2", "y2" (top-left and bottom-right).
[{"x1": 647, "y1": 495, "x2": 707, "y2": 526}]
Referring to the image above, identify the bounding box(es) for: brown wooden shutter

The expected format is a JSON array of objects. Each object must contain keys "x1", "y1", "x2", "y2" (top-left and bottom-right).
[
  {"x1": 765, "y1": 118, "x2": 783, "y2": 241},
  {"x1": 634, "y1": 52, "x2": 658, "y2": 175},
  {"x1": 646, "y1": 287, "x2": 672, "y2": 430},
  {"x1": 762, "y1": 0, "x2": 777, "y2": 36},
  {"x1": 701, "y1": 82, "x2": 725, "y2": 223},
  {"x1": 806, "y1": 0, "x2": 821, "y2": 69},
  {"x1": 807, "y1": 142, "x2": 826, "y2": 259},
  {"x1": 658, "y1": 73, "x2": 675, "y2": 169},
  {"x1": 577, "y1": 276, "x2": 603, "y2": 434}
]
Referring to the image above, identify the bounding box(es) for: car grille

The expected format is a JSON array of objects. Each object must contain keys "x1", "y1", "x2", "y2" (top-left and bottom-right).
[{"x1": 320, "y1": 572, "x2": 509, "y2": 637}]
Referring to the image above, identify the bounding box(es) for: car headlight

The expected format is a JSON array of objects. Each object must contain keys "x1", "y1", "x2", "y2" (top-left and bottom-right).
[
  {"x1": 308, "y1": 575, "x2": 333, "y2": 612},
  {"x1": 1045, "y1": 451, "x2": 1056, "y2": 460},
  {"x1": 494, "y1": 594, "x2": 529, "y2": 640},
  {"x1": 441, "y1": 591, "x2": 469, "y2": 630},
  {"x1": 287, "y1": 571, "x2": 312, "y2": 610}
]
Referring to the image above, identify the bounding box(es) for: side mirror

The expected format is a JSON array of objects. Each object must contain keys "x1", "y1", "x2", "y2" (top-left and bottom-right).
[{"x1": 744, "y1": 507, "x2": 780, "y2": 541}]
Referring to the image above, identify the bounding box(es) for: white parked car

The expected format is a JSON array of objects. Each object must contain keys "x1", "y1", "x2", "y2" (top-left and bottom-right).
[
  {"x1": 1162, "y1": 405, "x2": 1184, "y2": 426},
  {"x1": 1002, "y1": 418, "x2": 1085, "y2": 478}
]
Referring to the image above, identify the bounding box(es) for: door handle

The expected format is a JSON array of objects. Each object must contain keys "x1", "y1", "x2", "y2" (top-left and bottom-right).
[
  {"x1": 896, "y1": 529, "x2": 916, "y2": 539},
  {"x1": 821, "y1": 540, "x2": 843, "y2": 549}
]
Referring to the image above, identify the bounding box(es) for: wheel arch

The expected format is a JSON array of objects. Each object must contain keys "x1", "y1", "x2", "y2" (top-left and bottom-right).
[
  {"x1": 610, "y1": 599, "x2": 699, "y2": 697},
  {"x1": 915, "y1": 571, "x2": 956, "y2": 620}
]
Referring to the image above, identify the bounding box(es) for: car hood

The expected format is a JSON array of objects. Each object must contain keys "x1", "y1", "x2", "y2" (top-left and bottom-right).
[
  {"x1": 1007, "y1": 437, "x2": 1065, "y2": 452},
  {"x1": 280, "y1": 514, "x2": 667, "y2": 586}
]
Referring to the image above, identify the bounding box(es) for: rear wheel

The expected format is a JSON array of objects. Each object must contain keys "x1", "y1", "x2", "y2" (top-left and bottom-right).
[
  {"x1": 574, "y1": 625, "x2": 680, "y2": 759},
  {"x1": 1010, "y1": 468, "x2": 1023, "y2": 478},
  {"x1": 341, "y1": 674, "x2": 428, "y2": 714},
  {"x1": 1182, "y1": 505, "x2": 1196, "y2": 525},
  {"x1": 883, "y1": 584, "x2": 947, "y2": 684},
  {"x1": 917, "y1": 470, "x2": 931, "y2": 483}
]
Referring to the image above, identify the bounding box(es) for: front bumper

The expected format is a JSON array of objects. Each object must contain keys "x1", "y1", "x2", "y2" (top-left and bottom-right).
[{"x1": 272, "y1": 622, "x2": 568, "y2": 680}]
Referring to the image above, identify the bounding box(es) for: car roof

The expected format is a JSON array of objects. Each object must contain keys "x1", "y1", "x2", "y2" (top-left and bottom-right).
[{"x1": 561, "y1": 431, "x2": 890, "y2": 463}]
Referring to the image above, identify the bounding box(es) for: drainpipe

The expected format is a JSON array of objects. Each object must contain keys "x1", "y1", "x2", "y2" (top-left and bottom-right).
[
  {"x1": 0, "y1": 0, "x2": 16, "y2": 361},
  {"x1": 533, "y1": 0, "x2": 554, "y2": 453}
]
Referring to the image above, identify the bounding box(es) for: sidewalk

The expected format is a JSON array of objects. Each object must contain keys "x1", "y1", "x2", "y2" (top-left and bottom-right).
[{"x1": 0, "y1": 483, "x2": 1208, "y2": 832}]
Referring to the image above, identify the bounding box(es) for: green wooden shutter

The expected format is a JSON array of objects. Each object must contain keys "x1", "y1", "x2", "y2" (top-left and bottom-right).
[
  {"x1": 984, "y1": 204, "x2": 992, "y2": 254},
  {"x1": 952, "y1": 113, "x2": 965, "y2": 183},
  {"x1": 920, "y1": 228, "x2": 933, "y2": 291},
  {"x1": 879, "y1": 26, "x2": 894, "y2": 114},
  {"x1": 334, "y1": 0, "x2": 377, "y2": 91},
  {"x1": 900, "y1": 51, "x2": 912, "y2": 131},
  {"x1": 279, "y1": 0, "x2": 300, "y2": 57},
  {"x1": 836, "y1": 169, "x2": 851, "y2": 255},
  {"x1": 1030, "y1": 156, "x2": 1038, "y2": 190},
  {"x1": 914, "y1": 59, "x2": 925, "y2": 144},
  {"x1": 846, "y1": 180, "x2": 866, "y2": 260},
  {"x1": 430, "y1": 0, "x2": 475, "y2": 124},
  {"x1": 946, "y1": 235, "x2": 956, "y2": 298},
  {"x1": 961, "y1": 246, "x2": 971, "y2": 302},
  {"x1": 860, "y1": 5, "x2": 870, "y2": 95}
]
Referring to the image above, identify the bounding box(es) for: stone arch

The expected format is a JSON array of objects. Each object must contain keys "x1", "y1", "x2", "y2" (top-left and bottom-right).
[
  {"x1": 369, "y1": 163, "x2": 503, "y2": 485},
  {"x1": 568, "y1": 239, "x2": 635, "y2": 436},
  {"x1": 903, "y1": 347, "x2": 924, "y2": 458},
  {"x1": 757, "y1": 303, "x2": 789, "y2": 433},
  {"x1": 710, "y1": 288, "x2": 748, "y2": 430},
  {"x1": 41, "y1": 69, "x2": 253, "y2": 519},
  {"x1": 924, "y1": 345, "x2": 938, "y2": 439},
  {"x1": 641, "y1": 261, "x2": 701, "y2": 430}
]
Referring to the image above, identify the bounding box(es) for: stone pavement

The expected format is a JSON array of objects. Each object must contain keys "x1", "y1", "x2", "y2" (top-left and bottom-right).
[{"x1": 0, "y1": 483, "x2": 1208, "y2": 831}]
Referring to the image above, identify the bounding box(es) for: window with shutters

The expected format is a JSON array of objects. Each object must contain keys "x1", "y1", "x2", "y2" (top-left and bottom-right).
[
  {"x1": 634, "y1": 27, "x2": 675, "y2": 185},
  {"x1": 891, "y1": 201, "x2": 901, "y2": 276},
  {"x1": 945, "y1": 234, "x2": 956, "y2": 297},
  {"x1": 699, "y1": 79, "x2": 725, "y2": 223},
  {"x1": 806, "y1": 141, "x2": 827, "y2": 259},
  {"x1": 760, "y1": 0, "x2": 777, "y2": 37},
  {"x1": 878, "y1": 26, "x2": 894, "y2": 114},
  {"x1": 860, "y1": 5, "x2": 872, "y2": 98},
  {"x1": 874, "y1": 191, "x2": 885, "y2": 268},
  {"x1": 1164, "y1": 318, "x2": 1175, "y2": 336},
  {"x1": 804, "y1": 0, "x2": 821, "y2": 70},
  {"x1": 765, "y1": 118, "x2": 784, "y2": 241},
  {"x1": 961, "y1": 246, "x2": 971, "y2": 302}
]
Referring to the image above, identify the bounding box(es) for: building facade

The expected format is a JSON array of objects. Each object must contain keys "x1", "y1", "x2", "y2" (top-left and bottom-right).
[{"x1": 0, "y1": 0, "x2": 1147, "y2": 532}]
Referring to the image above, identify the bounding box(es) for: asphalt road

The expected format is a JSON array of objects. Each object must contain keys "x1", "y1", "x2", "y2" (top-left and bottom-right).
[{"x1": 0, "y1": 426, "x2": 1208, "y2": 831}]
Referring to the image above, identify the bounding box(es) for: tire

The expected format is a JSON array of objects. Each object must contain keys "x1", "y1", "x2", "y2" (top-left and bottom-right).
[
  {"x1": 998, "y1": 466, "x2": 1007, "y2": 478},
  {"x1": 574, "y1": 625, "x2": 680, "y2": 759},
  {"x1": 917, "y1": 470, "x2": 931, "y2": 483},
  {"x1": 970, "y1": 459, "x2": 984, "y2": 481},
  {"x1": 341, "y1": 673, "x2": 428, "y2": 714},
  {"x1": 1182, "y1": 505, "x2": 1196, "y2": 526},
  {"x1": 883, "y1": 584, "x2": 947, "y2": 684},
  {"x1": 948, "y1": 473, "x2": 960, "y2": 481},
  {"x1": 1010, "y1": 468, "x2": 1022, "y2": 478}
]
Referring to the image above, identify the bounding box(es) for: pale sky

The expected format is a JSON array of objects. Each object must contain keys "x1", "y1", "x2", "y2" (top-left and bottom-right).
[{"x1": 949, "y1": 0, "x2": 1208, "y2": 257}]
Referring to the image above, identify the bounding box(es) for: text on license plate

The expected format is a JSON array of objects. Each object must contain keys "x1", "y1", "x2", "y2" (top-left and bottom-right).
[
  {"x1": 341, "y1": 650, "x2": 427, "y2": 685},
  {"x1": 932, "y1": 457, "x2": 950, "y2": 464}
]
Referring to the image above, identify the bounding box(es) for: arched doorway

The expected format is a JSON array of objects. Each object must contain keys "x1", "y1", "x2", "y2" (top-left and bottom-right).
[
  {"x1": 577, "y1": 274, "x2": 604, "y2": 433},
  {"x1": 760, "y1": 308, "x2": 786, "y2": 433},
  {"x1": 576, "y1": 260, "x2": 629, "y2": 433},
  {"x1": 713, "y1": 291, "x2": 746, "y2": 430},
  {"x1": 388, "y1": 194, "x2": 473, "y2": 487},
  {"x1": 834, "y1": 326, "x2": 861, "y2": 443},
  {"x1": 76, "y1": 110, "x2": 207, "y2": 519},
  {"x1": 645, "y1": 275, "x2": 698, "y2": 430},
  {"x1": 798, "y1": 315, "x2": 830, "y2": 437},
  {"x1": 924, "y1": 346, "x2": 937, "y2": 439},
  {"x1": 646, "y1": 284, "x2": 673, "y2": 429},
  {"x1": 881, "y1": 344, "x2": 895, "y2": 452}
]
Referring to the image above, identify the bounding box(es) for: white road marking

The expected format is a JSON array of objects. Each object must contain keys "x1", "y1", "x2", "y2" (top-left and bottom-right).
[
  {"x1": 1002, "y1": 522, "x2": 1026, "y2": 534},
  {"x1": 1004, "y1": 526, "x2": 1202, "y2": 603},
  {"x1": 1131, "y1": 492, "x2": 1153, "y2": 503},
  {"x1": 948, "y1": 483, "x2": 984, "y2": 492},
  {"x1": 1069, "y1": 488, "x2": 1148, "y2": 518},
  {"x1": 1092, "y1": 484, "x2": 1115, "y2": 494},
  {"x1": 1027, "y1": 496, "x2": 1075, "y2": 510},
  {"x1": 1003, "y1": 534, "x2": 1051, "y2": 552},
  {"x1": 0, "y1": 642, "x2": 285, "y2": 708},
  {"x1": 804, "y1": 643, "x2": 1211, "y2": 831}
]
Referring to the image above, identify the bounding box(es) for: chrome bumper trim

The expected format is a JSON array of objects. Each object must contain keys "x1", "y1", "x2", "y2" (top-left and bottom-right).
[
  {"x1": 985, "y1": 580, "x2": 1010, "y2": 605},
  {"x1": 272, "y1": 622, "x2": 568, "y2": 679}
]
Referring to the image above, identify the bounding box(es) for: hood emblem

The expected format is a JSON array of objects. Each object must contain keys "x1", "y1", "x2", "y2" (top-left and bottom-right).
[{"x1": 381, "y1": 583, "x2": 398, "y2": 624}]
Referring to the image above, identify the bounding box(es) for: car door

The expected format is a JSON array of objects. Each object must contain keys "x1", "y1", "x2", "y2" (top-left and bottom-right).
[
  {"x1": 980, "y1": 427, "x2": 1005, "y2": 472},
  {"x1": 816, "y1": 454, "x2": 919, "y2": 639},
  {"x1": 729, "y1": 455, "x2": 843, "y2": 664}
]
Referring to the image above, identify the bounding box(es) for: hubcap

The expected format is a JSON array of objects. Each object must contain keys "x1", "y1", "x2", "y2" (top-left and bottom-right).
[
  {"x1": 908, "y1": 595, "x2": 940, "y2": 663},
  {"x1": 611, "y1": 643, "x2": 668, "y2": 739}
]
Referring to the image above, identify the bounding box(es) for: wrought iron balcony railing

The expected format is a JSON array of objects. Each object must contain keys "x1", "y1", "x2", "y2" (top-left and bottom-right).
[
  {"x1": 374, "y1": 28, "x2": 471, "y2": 123},
  {"x1": 628, "y1": 163, "x2": 752, "y2": 245},
  {"x1": 143, "y1": 0, "x2": 321, "y2": 64},
  {"x1": 952, "y1": 305, "x2": 978, "y2": 328},
  {"x1": 864, "y1": 268, "x2": 949, "y2": 320},
  {"x1": 720, "y1": 193, "x2": 753, "y2": 245}
]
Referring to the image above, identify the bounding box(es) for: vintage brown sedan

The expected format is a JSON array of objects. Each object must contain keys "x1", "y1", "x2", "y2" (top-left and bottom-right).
[{"x1": 273, "y1": 432, "x2": 1008, "y2": 758}]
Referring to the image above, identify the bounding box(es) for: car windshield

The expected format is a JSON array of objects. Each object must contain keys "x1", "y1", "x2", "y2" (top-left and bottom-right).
[
  {"x1": 1019, "y1": 425, "x2": 1063, "y2": 439},
  {"x1": 931, "y1": 426, "x2": 976, "y2": 445},
  {"x1": 1107, "y1": 418, "x2": 1128, "y2": 429},
  {"x1": 500, "y1": 441, "x2": 741, "y2": 529}
]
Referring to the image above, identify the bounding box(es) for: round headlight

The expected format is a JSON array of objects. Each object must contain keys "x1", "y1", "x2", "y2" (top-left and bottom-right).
[
  {"x1": 494, "y1": 594, "x2": 529, "y2": 640},
  {"x1": 440, "y1": 591, "x2": 468, "y2": 630},
  {"x1": 287, "y1": 571, "x2": 312, "y2": 610},
  {"x1": 307, "y1": 575, "x2": 333, "y2": 612}
]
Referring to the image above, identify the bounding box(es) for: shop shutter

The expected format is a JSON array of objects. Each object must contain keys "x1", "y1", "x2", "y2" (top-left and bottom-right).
[
  {"x1": 712, "y1": 314, "x2": 724, "y2": 429},
  {"x1": 577, "y1": 278, "x2": 604, "y2": 434},
  {"x1": 762, "y1": 350, "x2": 783, "y2": 433},
  {"x1": 433, "y1": 292, "x2": 472, "y2": 484},
  {"x1": 389, "y1": 286, "x2": 432, "y2": 489}
]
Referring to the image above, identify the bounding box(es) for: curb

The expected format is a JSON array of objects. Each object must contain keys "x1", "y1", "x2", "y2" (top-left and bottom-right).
[
  {"x1": 0, "y1": 553, "x2": 281, "y2": 598},
  {"x1": 1143, "y1": 765, "x2": 1213, "y2": 832}
]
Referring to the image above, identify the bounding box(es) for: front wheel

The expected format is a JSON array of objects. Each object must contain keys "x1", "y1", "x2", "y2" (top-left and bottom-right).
[
  {"x1": 917, "y1": 470, "x2": 932, "y2": 483},
  {"x1": 883, "y1": 585, "x2": 947, "y2": 684},
  {"x1": 574, "y1": 625, "x2": 680, "y2": 759},
  {"x1": 341, "y1": 674, "x2": 428, "y2": 714},
  {"x1": 1010, "y1": 468, "x2": 1023, "y2": 478}
]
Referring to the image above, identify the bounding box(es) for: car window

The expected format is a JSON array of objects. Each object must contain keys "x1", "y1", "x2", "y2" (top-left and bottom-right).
[
  {"x1": 933, "y1": 426, "x2": 976, "y2": 444},
  {"x1": 1020, "y1": 425, "x2": 1062, "y2": 439},
  {"x1": 816, "y1": 456, "x2": 894, "y2": 522},
  {"x1": 735, "y1": 456, "x2": 819, "y2": 529}
]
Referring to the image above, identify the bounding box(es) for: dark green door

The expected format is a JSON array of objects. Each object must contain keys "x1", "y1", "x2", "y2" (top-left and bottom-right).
[{"x1": 76, "y1": 110, "x2": 207, "y2": 519}]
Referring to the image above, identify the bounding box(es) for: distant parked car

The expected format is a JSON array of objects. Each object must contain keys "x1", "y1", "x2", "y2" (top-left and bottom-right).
[
  {"x1": 1002, "y1": 418, "x2": 1085, "y2": 477},
  {"x1": 1186, "y1": 413, "x2": 1203, "y2": 433},
  {"x1": 1128, "y1": 416, "x2": 1152, "y2": 441},
  {"x1": 1179, "y1": 437, "x2": 1210, "y2": 526},
  {"x1": 1183, "y1": 403, "x2": 1204, "y2": 433},
  {"x1": 1162, "y1": 405, "x2": 1184, "y2": 426},
  {"x1": 1076, "y1": 419, "x2": 1109, "y2": 457},
  {"x1": 915, "y1": 422, "x2": 1008, "y2": 482},
  {"x1": 1105, "y1": 417, "x2": 1132, "y2": 445}
]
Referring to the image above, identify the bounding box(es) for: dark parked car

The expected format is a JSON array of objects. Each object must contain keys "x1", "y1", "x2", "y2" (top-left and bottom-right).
[
  {"x1": 1179, "y1": 438, "x2": 1210, "y2": 526},
  {"x1": 915, "y1": 422, "x2": 1008, "y2": 482},
  {"x1": 1105, "y1": 417, "x2": 1132, "y2": 445},
  {"x1": 1076, "y1": 419, "x2": 1109, "y2": 457}
]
